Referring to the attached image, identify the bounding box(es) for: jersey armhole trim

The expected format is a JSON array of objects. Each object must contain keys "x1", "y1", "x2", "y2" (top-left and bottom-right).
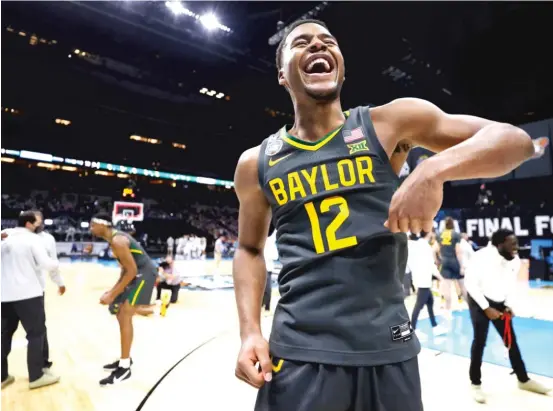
[
  {"x1": 257, "y1": 140, "x2": 268, "y2": 190},
  {"x1": 360, "y1": 106, "x2": 400, "y2": 183}
]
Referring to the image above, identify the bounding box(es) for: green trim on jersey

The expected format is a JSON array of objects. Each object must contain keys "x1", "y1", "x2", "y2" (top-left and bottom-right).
[{"x1": 280, "y1": 111, "x2": 350, "y2": 151}]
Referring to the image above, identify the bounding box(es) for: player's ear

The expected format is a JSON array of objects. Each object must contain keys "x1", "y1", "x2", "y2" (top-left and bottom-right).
[{"x1": 278, "y1": 69, "x2": 287, "y2": 87}]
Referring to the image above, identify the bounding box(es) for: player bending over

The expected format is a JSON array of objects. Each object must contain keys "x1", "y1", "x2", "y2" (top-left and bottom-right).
[{"x1": 90, "y1": 213, "x2": 157, "y2": 386}]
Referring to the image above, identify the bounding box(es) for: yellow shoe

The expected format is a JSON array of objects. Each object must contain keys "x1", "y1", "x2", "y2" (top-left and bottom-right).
[{"x1": 160, "y1": 294, "x2": 170, "y2": 317}]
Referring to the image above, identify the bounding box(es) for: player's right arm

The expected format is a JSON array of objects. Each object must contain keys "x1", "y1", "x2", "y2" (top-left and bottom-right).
[
  {"x1": 108, "y1": 236, "x2": 138, "y2": 297},
  {"x1": 233, "y1": 145, "x2": 273, "y2": 388}
]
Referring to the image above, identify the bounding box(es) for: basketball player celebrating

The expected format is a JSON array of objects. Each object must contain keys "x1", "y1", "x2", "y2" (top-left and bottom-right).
[
  {"x1": 232, "y1": 19, "x2": 535, "y2": 411},
  {"x1": 89, "y1": 213, "x2": 157, "y2": 386}
]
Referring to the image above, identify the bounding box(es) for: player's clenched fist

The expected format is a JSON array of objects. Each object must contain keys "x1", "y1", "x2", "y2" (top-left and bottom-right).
[
  {"x1": 385, "y1": 162, "x2": 443, "y2": 234},
  {"x1": 235, "y1": 334, "x2": 273, "y2": 388}
]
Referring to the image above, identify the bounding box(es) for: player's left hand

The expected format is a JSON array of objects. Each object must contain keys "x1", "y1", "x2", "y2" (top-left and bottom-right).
[
  {"x1": 385, "y1": 165, "x2": 443, "y2": 234},
  {"x1": 100, "y1": 291, "x2": 115, "y2": 305}
]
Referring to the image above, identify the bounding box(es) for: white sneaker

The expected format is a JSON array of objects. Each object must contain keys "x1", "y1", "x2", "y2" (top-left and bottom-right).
[
  {"x1": 432, "y1": 325, "x2": 448, "y2": 336},
  {"x1": 1, "y1": 376, "x2": 15, "y2": 388},
  {"x1": 518, "y1": 379, "x2": 551, "y2": 395},
  {"x1": 471, "y1": 384, "x2": 486, "y2": 404},
  {"x1": 29, "y1": 372, "x2": 60, "y2": 390}
]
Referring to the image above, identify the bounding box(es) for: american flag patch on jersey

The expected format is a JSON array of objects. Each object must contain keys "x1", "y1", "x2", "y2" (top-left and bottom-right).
[{"x1": 343, "y1": 127, "x2": 365, "y2": 143}]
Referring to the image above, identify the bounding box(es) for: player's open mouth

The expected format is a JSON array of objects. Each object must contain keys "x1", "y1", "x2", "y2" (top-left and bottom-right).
[{"x1": 302, "y1": 54, "x2": 335, "y2": 77}]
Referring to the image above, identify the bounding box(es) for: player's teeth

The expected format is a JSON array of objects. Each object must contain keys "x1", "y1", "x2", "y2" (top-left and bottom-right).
[
  {"x1": 306, "y1": 58, "x2": 331, "y2": 73},
  {"x1": 307, "y1": 59, "x2": 320, "y2": 72}
]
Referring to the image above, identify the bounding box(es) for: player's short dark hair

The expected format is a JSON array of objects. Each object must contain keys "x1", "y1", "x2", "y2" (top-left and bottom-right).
[
  {"x1": 29, "y1": 209, "x2": 43, "y2": 219},
  {"x1": 444, "y1": 217, "x2": 454, "y2": 229},
  {"x1": 18, "y1": 210, "x2": 37, "y2": 227},
  {"x1": 491, "y1": 229, "x2": 515, "y2": 247},
  {"x1": 275, "y1": 19, "x2": 328, "y2": 71}
]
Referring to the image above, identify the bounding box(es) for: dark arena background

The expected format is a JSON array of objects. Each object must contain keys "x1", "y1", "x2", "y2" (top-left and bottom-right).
[{"x1": 1, "y1": 2, "x2": 552, "y2": 410}]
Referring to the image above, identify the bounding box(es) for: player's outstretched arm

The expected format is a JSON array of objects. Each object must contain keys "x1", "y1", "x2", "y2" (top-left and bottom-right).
[
  {"x1": 380, "y1": 98, "x2": 534, "y2": 181},
  {"x1": 233, "y1": 146, "x2": 273, "y2": 388},
  {"x1": 372, "y1": 98, "x2": 534, "y2": 233},
  {"x1": 109, "y1": 236, "x2": 138, "y2": 296}
]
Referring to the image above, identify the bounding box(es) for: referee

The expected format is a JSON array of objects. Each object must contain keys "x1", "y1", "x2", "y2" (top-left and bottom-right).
[
  {"x1": 465, "y1": 229, "x2": 550, "y2": 403},
  {"x1": 1, "y1": 211, "x2": 61, "y2": 389}
]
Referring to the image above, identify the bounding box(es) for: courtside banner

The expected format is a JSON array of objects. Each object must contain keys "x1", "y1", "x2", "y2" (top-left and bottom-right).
[{"x1": 434, "y1": 208, "x2": 553, "y2": 243}]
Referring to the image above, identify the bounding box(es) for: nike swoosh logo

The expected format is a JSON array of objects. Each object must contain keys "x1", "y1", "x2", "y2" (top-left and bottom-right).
[
  {"x1": 114, "y1": 369, "x2": 130, "y2": 383},
  {"x1": 269, "y1": 153, "x2": 293, "y2": 167}
]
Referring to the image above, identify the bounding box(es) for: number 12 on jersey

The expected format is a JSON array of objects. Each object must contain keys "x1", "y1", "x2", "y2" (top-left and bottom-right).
[{"x1": 305, "y1": 196, "x2": 358, "y2": 254}]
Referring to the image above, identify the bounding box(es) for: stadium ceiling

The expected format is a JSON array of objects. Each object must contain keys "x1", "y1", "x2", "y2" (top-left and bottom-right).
[{"x1": 3, "y1": 1, "x2": 553, "y2": 124}]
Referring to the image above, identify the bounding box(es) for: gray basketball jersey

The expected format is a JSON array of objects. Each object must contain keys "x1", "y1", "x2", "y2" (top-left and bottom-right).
[
  {"x1": 258, "y1": 106, "x2": 420, "y2": 366},
  {"x1": 110, "y1": 230, "x2": 157, "y2": 277}
]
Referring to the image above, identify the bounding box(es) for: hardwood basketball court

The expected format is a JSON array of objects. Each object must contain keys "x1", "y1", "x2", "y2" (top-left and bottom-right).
[{"x1": 2, "y1": 261, "x2": 551, "y2": 411}]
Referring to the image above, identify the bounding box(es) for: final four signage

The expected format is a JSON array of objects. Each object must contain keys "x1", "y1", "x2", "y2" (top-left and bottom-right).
[
  {"x1": 434, "y1": 215, "x2": 553, "y2": 240},
  {"x1": 464, "y1": 215, "x2": 553, "y2": 238}
]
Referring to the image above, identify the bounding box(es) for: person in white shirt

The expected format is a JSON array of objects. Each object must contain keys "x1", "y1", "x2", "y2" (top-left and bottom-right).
[
  {"x1": 407, "y1": 233, "x2": 447, "y2": 339},
  {"x1": 31, "y1": 211, "x2": 65, "y2": 373},
  {"x1": 192, "y1": 235, "x2": 201, "y2": 259},
  {"x1": 175, "y1": 235, "x2": 186, "y2": 259},
  {"x1": 465, "y1": 229, "x2": 550, "y2": 403},
  {"x1": 1, "y1": 211, "x2": 61, "y2": 390},
  {"x1": 262, "y1": 230, "x2": 278, "y2": 314},
  {"x1": 214, "y1": 234, "x2": 226, "y2": 270},
  {"x1": 459, "y1": 233, "x2": 475, "y2": 271},
  {"x1": 199, "y1": 237, "x2": 207, "y2": 260},
  {"x1": 166, "y1": 236, "x2": 174, "y2": 257},
  {"x1": 183, "y1": 235, "x2": 192, "y2": 260},
  {"x1": 2, "y1": 211, "x2": 65, "y2": 374},
  {"x1": 65, "y1": 226, "x2": 76, "y2": 242}
]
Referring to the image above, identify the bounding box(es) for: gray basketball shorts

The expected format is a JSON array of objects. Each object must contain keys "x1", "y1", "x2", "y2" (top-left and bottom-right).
[
  {"x1": 255, "y1": 356, "x2": 423, "y2": 411},
  {"x1": 108, "y1": 273, "x2": 156, "y2": 314}
]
